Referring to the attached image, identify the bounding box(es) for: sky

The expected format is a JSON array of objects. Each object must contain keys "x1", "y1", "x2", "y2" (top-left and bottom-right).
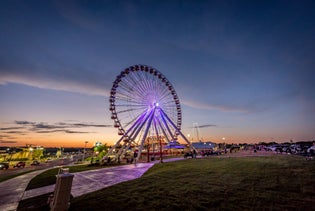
[{"x1": 1, "y1": 0, "x2": 315, "y2": 148}]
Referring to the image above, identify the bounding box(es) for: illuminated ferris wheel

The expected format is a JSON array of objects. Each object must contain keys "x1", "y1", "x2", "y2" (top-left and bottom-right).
[{"x1": 106, "y1": 64, "x2": 193, "y2": 162}]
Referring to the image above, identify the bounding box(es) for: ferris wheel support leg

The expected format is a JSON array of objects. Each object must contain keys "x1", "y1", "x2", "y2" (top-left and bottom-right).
[
  {"x1": 160, "y1": 109, "x2": 198, "y2": 153},
  {"x1": 136, "y1": 108, "x2": 156, "y2": 163},
  {"x1": 160, "y1": 111, "x2": 175, "y2": 140},
  {"x1": 105, "y1": 110, "x2": 149, "y2": 162},
  {"x1": 116, "y1": 141, "x2": 129, "y2": 162},
  {"x1": 106, "y1": 136, "x2": 125, "y2": 162},
  {"x1": 153, "y1": 119, "x2": 164, "y2": 163},
  {"x1": 156, "y1": 117, "x2": 171, "y2": 143}
]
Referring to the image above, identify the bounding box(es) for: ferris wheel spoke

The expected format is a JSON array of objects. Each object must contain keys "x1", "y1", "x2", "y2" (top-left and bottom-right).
[
  {"x1": 115, "y1": 87, "x2": 142, "y2": 101},
  {"x1": 117, "y1": 80, "x2": 144, "y2": 98},
  {"x1": 120, "y1": 78, "x2": 146, "y2": 101},
  {"x1": 119, "y1": 108, "x2": 148, "y2": 120},
  {"x1": 141, "y1": 76, "x2": 155, "y2": 96},
  {"x1": 134, "y1": 71, "x2": 149, "y2": 95},
  {"x1": 115, "y1": 90, "x2": 134, "y2": 100},
  {"x1": 116, "y1": 81, "x2": 134, "y2": 93},
  {"x1": 115, "y1": 105, "x2": 148, "y2": 111},
  {"x1": 116, "y1": 107, "x2": 146, "y2": 114},
  {"x1": 159, "y1": 91, "x2": 174, "y2": 102},
  {"x1": 122, "y1": 110, "x2": 148, "y2": 132},
  {"x1": 129, "y1": 73, "x2": 147, "y2": 95},
  {"x1": 115, "y1": 101, "x2": 146, "y2": 108},
  {"x1": 114, "y1": 94, "x2": 145, "y2": 105}
]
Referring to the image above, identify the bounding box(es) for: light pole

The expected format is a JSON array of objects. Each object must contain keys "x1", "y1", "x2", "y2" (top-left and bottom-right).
[
  {"x1": 29, "y1": 147, "x2": 34, "y2": 160},
  {"x1": 187, "y1": 134, "x2": 192, "y2": 151},
  {"x1": 222, "y1": 137, "x2": 226, "y2": 153},
  {"x1": 83, "y1": 141, "x2": 88, "y2": 162}
]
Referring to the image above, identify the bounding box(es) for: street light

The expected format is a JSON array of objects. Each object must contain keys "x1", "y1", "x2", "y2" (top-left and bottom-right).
[
  {"x1": 29, "y1": 147, "x2": 34, "y2": 160},
  {"x1": 222, "y1": 137, "x2": 226, "y2": 153},
  {"x1": 83, "y1": 141, "x2": 88, "y2": 162}
]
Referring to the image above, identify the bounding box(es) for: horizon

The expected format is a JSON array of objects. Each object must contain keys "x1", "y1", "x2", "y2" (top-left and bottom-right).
[{"x1": 1, "y1": 138, "x2": 314, "y2": 149}]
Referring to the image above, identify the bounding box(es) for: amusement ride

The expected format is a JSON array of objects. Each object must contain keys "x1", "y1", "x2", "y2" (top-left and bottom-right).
[{"x1": 105, "y1": 64, "x2": 195, "y2": 162}]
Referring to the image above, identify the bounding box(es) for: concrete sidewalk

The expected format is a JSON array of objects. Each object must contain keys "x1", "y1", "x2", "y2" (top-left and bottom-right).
[
  {"x1": 0, "y1": 169, "x2": 48, "y2": 211},
  {"x1": 0, "y1": 157, "x2": 183, "y2": 211},
  {"x1": 22, "y1": 162, "x2": 155, "y2": 199}
]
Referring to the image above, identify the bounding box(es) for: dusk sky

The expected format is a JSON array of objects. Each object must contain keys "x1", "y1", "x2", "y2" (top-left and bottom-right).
[{"x1": 1, "y1": 0, "x2": 314, "y2": 148}]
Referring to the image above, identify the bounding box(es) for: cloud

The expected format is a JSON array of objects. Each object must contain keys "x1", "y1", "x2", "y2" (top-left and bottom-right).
[
  {"x1": 31, "y1": 123, "x2": 65, "y2": 130},
  {"x1": 0, "y1": 140, "x2": 17, "y2": 144},
  {"x1": 4, "y1": 131, "x2": 26, "y2": 135},
  {"x1": 0, "y1": 127, "x2": 24, "y2": 130},
  {"x1": 0, "y1": 75, "x2": 109, "y2": 97},
  {"x1": 12, "y1": 120, "x2": 111, "y2": 134},
  {"x1": 36, "y1": 129, "x2": 90, "y2": 134},
  {"x1": 188, "y1": 124, "x2": 218, "y2": 129},
  {"x1": 0, "y1": 134, "x2": 14, "y2": 139},
  {"x1": 15, "y1": 121, "x2": 35, "y2": 125},
  {"x1": 197, "y1": 124, "x2": 218, "y2": 128},
  {"x1": 58, "y1": 122, "x2": 112, "y2": 128},
  {"x1": 0, "y1": 124, "x2": 27, "y2": 136}
]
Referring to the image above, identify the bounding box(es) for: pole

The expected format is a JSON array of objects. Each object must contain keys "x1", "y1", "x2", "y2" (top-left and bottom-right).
[{"x1": 83, "y1": 141, "x2": 88, "y2": 162}]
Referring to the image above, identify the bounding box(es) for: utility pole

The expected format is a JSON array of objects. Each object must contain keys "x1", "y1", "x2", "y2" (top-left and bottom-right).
[{"x1": 83, "y1": 141, "x2": 88, "y2": 162}]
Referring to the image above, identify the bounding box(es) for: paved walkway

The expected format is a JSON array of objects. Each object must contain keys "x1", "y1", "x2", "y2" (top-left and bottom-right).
[
  {"x1": 0, "y1": 158, "x2": 183, "y2": 211},
  {"x1": 0, "y1": 169, "x2": 48, "y2": 211}
]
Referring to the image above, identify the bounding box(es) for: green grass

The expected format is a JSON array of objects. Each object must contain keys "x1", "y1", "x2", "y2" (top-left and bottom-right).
[
  {"x1": 19, "y1": 156, "x2": 315, "y2": 210},
  {"x1": 26, "y1": 163, "x2": 123, "y2": 190},
  {"x1": 69, "y1": 156, "x2": 314, "y2": 210}
]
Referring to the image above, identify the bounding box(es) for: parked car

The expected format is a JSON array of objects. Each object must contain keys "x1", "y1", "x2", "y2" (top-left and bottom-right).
[
  {"x1": 307, "y1": 145, "x2": 315, "y2": 155},
  {"x1": 281, "y1": 145, "x2": 291, "y2": 153},
  {"x1": 269, "y1": 145, "x2": 283, "y2": 153},
  {"x1": 288, "y1": 144, "x2": 302, "y2": 154},
  {"x1": 30, "y1": 160, "x2": 40, "y2": 166},
  {"x1": 45, "y1": 158, "x2": 52, "y2": 163},
  {"x1": 0, "y1": 162, "x2": 9, "y2": 170},
  {"x1": 13, "y1": 161, "x2": 26, "y2": 168},
  {"x1": 184, "y1": 152, "x2": 193, "y2": 158}
]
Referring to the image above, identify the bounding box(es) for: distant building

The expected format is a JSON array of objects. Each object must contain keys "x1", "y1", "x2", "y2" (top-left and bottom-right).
[{"x1": 191, "y1": 141, "x2": 216, "y2": 151}]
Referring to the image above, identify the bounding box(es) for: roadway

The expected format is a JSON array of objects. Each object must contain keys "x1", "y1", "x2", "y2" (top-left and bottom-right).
[{"x1": 0, "y1": 158, "x2": 74, "y2": 179}]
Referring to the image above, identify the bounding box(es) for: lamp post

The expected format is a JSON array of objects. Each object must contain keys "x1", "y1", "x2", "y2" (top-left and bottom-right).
[
  {"x1": 187, "y1": 133, "x2": 193, "y2": 152},
  {"x1": 29, "y1": 147, "x2": 34, "y2": 160},
  {"x1": 222, "y1": 137, "x2": 226, "y2": 153},
  {"x1": 83, "y1": 141, "x2": 88, "y2": 162}
]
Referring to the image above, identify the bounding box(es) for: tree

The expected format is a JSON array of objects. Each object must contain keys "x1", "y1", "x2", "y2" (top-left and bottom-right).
[
  {"x1": 32, "y1": 149, "x2": 44, "y2": 160},
  {"x1": 94, "y1": 143, "x2": 109, "y2": 161}
]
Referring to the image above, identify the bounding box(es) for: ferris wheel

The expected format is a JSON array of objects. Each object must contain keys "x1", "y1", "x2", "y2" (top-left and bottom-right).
[{"x1": 106, "y1": 64, "x2": 193, "y2": 162}]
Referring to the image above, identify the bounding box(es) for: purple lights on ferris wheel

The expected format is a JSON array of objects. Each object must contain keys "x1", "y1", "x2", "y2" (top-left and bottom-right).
[{"x1": 105, "y1": 64, "x2": 195, "y2": 162}]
